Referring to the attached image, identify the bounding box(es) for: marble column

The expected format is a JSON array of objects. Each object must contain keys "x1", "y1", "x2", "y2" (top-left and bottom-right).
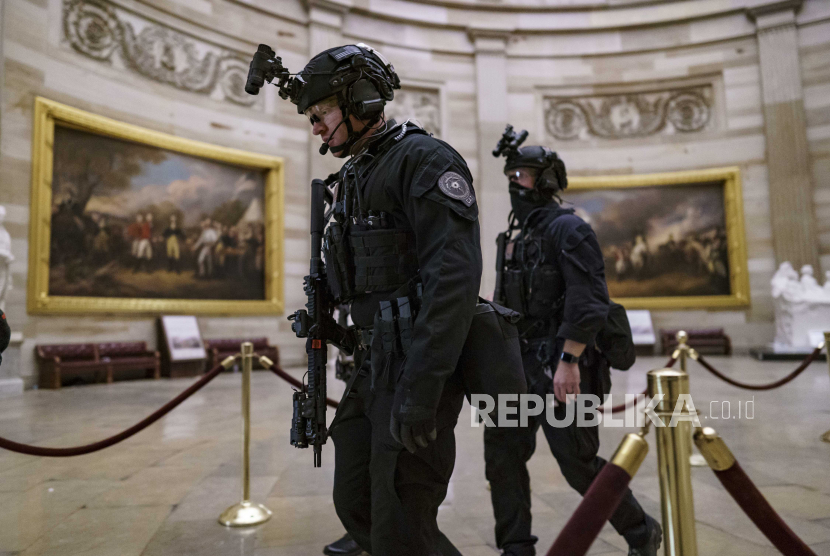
[
  {"x1": 470, "y1": 29, "x2": 511, "y2": 298},
  {"x1": 306, "y1": 1, "x2": 348, "y2": 182},
  {"x1": 749, "y1": 1, "x2": 819, "y2": 271}
]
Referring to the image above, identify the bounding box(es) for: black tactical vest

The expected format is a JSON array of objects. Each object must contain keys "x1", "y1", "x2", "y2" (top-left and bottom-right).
[
  {"x1": 498, "y1": 208, "x2": 567, "y2": 338},
  {"x1": 322, "y1": 123, "x2": 425, "y2": 303}
]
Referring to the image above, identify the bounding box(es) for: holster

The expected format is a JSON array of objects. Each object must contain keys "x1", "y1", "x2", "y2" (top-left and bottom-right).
[{"x1": 457, "y1": 298, "x2": 527, "y2": 411}]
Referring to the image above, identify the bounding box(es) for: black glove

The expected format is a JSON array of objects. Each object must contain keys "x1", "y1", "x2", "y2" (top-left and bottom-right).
[{"x1": 390, "y1": 381, "x2": 437, "y2": 454}]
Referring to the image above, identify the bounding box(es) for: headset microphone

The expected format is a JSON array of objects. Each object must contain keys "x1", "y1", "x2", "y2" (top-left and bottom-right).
[{"x1": 319, "y1": 142, "x2": 330, "y2": 155}]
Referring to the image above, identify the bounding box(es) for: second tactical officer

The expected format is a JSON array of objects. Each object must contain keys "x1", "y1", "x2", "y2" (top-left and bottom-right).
[
  {"x1": 246, "y1": 44, "x2": 481, "y2": 556},
  {"x1": 487, "y1": 127, "x2": 662, "y2": 556}
]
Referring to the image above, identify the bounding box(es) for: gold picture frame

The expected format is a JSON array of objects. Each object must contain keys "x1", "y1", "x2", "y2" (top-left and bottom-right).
[
  {"x1": 568, "y1": 167, "x2": 750, "y2": 310},
  {"x1": 27, "y1": 97, "x2": 284, "y2": 315}
]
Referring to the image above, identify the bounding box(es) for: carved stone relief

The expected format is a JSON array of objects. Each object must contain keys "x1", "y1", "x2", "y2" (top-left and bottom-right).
[
  {"x1": 62, "y1": 0, "x2": 256, "y2": 107},
  {"x1": 544, "y1": 85, "x2": 713, "y2": 141},
  {"x1": 385, "y1": 87, "x2": 442, "y2": 138}
]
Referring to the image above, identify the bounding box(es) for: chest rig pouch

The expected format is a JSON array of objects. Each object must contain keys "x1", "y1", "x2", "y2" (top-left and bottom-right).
[
  {"x1": 501, "y1": 225, "x2": 564, "y2": 334},
  {"x1": 323, "y1": 225, "x2": 418, "y2": 302}
]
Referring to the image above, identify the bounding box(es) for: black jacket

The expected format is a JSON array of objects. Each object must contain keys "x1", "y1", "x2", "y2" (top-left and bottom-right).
[
  {"x1": 523, "y1": 204, "x2": 610, "y2": 347},
  {"x1": 346, "y1": 121, "x2": 482, "y2": 411}
]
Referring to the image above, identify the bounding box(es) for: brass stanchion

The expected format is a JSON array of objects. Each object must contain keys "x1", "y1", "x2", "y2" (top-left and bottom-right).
[
  {"x1": 648, "y1": 368, "x2": 698, "y2": 556},
  {"x1": 822, "y1": 332, "x2": 830, "y2": 444},
  {"x1": 219, "y1": 342, "x2": 272, "y2": 527},
  {"x1": 673, "y1": 331, "x2": 707, "y2": 468}
]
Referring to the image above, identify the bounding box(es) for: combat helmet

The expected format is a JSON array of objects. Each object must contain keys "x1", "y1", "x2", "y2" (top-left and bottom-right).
[
  {"x1": 493, "y1": 125, "x2": 568, "y2": 198},
  {"x1": 245, "y1": 43, "x2": 401, "y2": 154}
]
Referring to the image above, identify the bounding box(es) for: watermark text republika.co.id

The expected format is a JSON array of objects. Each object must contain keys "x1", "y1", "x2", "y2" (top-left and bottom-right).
[{"x1": 469, "y1": 394, "x2": 754, "y2": 428}]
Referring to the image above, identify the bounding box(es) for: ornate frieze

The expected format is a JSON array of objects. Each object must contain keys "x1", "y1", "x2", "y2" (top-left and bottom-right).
[
  {"x1": 62, "y1": 0, "x2": 256, "y2": 107},
  {"x1": 544, "y1": 85, "x2": 713, "y2": 141},
  {"x1": 385, "y1": 87, "x2": 442, "y2": 138}
]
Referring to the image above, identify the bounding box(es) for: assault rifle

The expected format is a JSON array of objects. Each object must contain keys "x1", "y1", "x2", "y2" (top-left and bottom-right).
[{"x1": 287, "y1": 178, "x2": 355, "y2": 467}]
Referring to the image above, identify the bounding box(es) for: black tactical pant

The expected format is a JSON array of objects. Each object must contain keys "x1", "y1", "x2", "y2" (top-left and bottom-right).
[
  {"x1": 331, "y1": 352, "x2": 465, "y2": 556},
  {"x1": 483, "y1": 346, "x2": 648, "y2": 556}
]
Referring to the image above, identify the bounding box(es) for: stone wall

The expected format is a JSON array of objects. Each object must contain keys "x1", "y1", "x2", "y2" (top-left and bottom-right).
[{"x1": 1, "y1": 0, "x2": 828, "y2": 388}]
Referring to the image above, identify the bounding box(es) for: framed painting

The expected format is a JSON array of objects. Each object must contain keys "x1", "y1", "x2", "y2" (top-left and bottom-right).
[
  {"x1": 567, "y1": 167, "x2": 749, "y2": 309},
  {"x1": 27, "y1": 97, "x2": 284, "y2": 315}
]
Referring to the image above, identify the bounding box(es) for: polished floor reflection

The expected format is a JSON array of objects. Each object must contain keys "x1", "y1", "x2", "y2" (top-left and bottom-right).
[{"x1": 0, "y1": 355, "x2": 829, "y2": 555}]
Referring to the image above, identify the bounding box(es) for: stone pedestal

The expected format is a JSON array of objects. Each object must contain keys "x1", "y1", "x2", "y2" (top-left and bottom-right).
[{"x1": 0, "y1": 332, "x2": 24, "y2": 397}]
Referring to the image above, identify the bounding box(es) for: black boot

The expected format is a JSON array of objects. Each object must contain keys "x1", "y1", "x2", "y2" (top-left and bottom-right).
[
  {"x1": 323, "y1": 533, "x2": 363, "y2": 556},
  {"x1": 627, "y1": 515, "x2": 662, "y2": 556}
]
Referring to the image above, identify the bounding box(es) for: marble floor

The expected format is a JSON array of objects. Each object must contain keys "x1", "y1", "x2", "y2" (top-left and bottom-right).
[{"x1": 0, "y1": 355, "x2": 829, "y2": 556}]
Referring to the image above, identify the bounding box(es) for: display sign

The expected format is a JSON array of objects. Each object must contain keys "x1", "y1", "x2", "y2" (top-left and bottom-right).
[
  {"x1": 161, "y1": 316, "x2": 206, "y2": 361},
  {"x1": 627, "y1": 310, "x2": 656, "y2": 345}
]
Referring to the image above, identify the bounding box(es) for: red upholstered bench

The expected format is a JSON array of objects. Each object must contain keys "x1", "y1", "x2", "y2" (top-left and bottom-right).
[
  {"x1": 97, "y1": 342, "x2": 161, "y2": 383},
  {"x1": 36, "y1": 342, "x2": 160, "y2": 389},
  {"x1": 203, "y1": 337, "x2": 281, "y2": 372},
  {"x1": 36, "y1": 343, "x2": 104, "y2": 389},
  {"x1": 661, "y1": 328, "x2": 732, "y2": 356}
]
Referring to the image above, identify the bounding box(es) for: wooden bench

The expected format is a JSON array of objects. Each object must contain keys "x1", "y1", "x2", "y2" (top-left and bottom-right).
[
  {"x1": 203, "y1": 337, "x2": 281, "y2": 372},
  {"x1": 661, "y1": 328, "x2": 732, "y2": 356},
  {"x1": 36, "y1": 342, "x2": 160, "y2": 389}
]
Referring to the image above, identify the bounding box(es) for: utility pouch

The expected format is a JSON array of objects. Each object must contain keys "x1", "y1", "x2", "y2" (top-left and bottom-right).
[
  {"x1": 323, "y1": 222, "x2": 354, "y2": 301},
  {"x1": 350, "y1": 229, "x2": 418, "y2": 294},
  {"x1": 457, "y1": 298, "x2": 527, "y2": 418},
  {"x1": 502, "y1": 269, "x2": 526, "y2": 315},
  {"x1": 371, "y1": 301, "x2": 399, "y2": 392},
  {"x1": 378, "y1": 300, "x2": 399, "y2": 356},
  {"x1": 396, "y1": 296, "x2": 415, "y2": 352},
  {"x1": 525, "y1": 265, "x2": 561, "y2": 319}
]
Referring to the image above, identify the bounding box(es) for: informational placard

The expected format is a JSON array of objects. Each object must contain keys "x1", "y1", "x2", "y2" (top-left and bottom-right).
[
  {"x1": 627, "y1": 310, "x2": 656, "y2": 345},
  {"x1": 161, "y1": 316, "x2": 206, "y2": 361}
]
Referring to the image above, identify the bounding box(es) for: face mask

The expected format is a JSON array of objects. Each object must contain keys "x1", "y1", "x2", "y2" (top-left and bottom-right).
[{"x1": 509, "y1": 182, "x2": 547, "y2": 225}]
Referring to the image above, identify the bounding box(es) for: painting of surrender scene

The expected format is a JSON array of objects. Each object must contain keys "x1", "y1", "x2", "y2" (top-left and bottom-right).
[
  {"x1": 49, "y1": 126, "x2": 267, "y2": 301},
  {"x1": 566, "y1": 180, "x2": 737, "y2": 301}
]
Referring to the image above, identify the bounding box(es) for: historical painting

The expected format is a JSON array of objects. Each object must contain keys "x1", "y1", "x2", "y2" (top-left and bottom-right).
[
  {"x1": 567, "y1": 168, "x2": 749, "y2": 309},
  {"x1": 28, "y1": 97, "x2": 284, "y2": 315}
]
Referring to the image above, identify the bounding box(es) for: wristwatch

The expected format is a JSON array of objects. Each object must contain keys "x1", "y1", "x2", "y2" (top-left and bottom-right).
[{"x1": 560, "y1": 351, "x2": 579, "y2": 364}]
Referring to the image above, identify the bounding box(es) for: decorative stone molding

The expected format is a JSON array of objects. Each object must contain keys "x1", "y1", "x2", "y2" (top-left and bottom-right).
[
  {"x1": 544, "y1": 85, "x2": 713, "y2": 141},
  {"x1": 385, "y1": 87, "x2": 442, "y2": 138},
  {"x1": 62, "y1": 0, "x2": 257, "y2": 107}
]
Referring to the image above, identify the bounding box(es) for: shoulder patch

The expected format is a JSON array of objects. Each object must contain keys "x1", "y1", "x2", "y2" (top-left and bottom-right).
[{"x1": 437, "y1": 171, "x2": 475, "y2": 207}]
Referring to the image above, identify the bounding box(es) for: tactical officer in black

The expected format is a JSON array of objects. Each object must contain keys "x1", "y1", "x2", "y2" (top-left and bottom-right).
[
  {"x1": 248, "y1": 43, "x2": 481, "y2": 556},
  {"x1": 486, "y1": 127, "x2": 662, "y2": 556}
]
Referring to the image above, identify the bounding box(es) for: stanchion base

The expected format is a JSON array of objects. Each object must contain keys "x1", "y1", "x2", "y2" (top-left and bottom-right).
[
  {"x1": 218, "y1": 501, "x2": 272, "y2": 527},
  {"x1": 821, "y1": 430, "x2": 830, "y2": 444},
  {"x1": 689, "y1": 453, "x2": 708, "y2": 467}
]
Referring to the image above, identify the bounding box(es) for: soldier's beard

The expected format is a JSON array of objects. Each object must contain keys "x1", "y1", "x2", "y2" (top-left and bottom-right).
[{"x1": 509, "y1": 183, "x2": 547, "y2": 225}]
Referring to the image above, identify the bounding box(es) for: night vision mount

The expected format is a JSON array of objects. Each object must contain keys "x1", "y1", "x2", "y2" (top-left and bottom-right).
[
  {"x1": 245, "y1": 44, "x2": 297, "y2": 98},
  {"x1": 492, "y1": 125, "x2": 529, "y2": 160}
]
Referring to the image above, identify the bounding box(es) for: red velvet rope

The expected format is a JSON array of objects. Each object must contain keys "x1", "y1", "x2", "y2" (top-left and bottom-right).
[
  {"x1": 268, "y1": 367, "x2": 340, "y2": 408},
  {"x1": 713, "y1": 461, "x2": 818, "y2": 556},
  {"x1": 0, "y1": 363, "x2": 226, "y2": 457},
  {"x1": 546, "y1": 463, "x2": 633, "y2": 556},
  {"x1": 695, "y1": 347, "x2": 823, "y2": 391}
]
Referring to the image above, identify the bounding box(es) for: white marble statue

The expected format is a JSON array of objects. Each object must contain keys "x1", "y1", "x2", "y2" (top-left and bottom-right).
[
  {"x1": 0, "y1": 206, "x2": 13, "y2": 312},
  {"x1": 771, "y1": 261, "x2": 830, "y2": 349}
]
